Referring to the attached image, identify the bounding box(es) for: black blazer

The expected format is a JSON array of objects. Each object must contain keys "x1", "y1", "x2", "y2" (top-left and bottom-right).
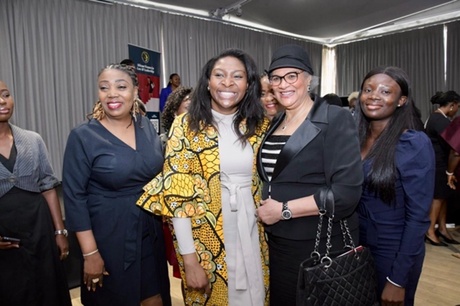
[{"x1": 257, "y1": 96, "x2": 363, "y2": 240}]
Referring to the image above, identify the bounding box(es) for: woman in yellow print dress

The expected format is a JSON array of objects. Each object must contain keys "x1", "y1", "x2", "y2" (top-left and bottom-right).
[{"x1": 137, "y1": 49, "x2": 270, "y2": 306}]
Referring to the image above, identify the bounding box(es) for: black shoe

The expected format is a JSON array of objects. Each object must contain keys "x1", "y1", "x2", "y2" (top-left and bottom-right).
[
  {"x1": 425, "y1": 234, "x2": 448, "y2": 246},
  {"x1": 435, "y1": 229, "x2": 460, "y2": 244}
]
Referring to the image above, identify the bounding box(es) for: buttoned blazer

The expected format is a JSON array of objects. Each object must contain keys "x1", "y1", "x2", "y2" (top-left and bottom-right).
[{"x1": 257, "y1": 96, "x2": 363, "y2": 240}]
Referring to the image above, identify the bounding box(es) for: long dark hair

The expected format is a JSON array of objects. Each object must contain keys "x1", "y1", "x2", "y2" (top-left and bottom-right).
[
  {"x1": 355, "y1": 66, "x2": 423, "y2": 203},
  {"x1": 187, "y1": 48, "x2": 264, "y2": 143}
]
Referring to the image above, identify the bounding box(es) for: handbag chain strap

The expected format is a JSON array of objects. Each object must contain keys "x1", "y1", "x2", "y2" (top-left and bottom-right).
[
  {"x1": 311, "y1": 208, "x2": 356, "y2": 268},
  {"x1": 340, "y1": 219, "x2": 356, "y2": 249}
]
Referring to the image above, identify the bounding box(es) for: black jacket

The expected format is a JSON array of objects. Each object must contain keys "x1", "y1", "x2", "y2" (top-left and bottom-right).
[{"x1": 257, "y1": 96, "x2": 363, "y2": 240}]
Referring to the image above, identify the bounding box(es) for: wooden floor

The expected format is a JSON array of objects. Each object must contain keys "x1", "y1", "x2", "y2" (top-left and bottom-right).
[{"x1": 71, "y1": 227, "x2": 460, "y2": 306}]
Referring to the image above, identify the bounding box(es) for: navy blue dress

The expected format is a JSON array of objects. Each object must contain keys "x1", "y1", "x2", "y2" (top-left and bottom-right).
[
  {"x1": 358, "y1": 130, "x2": 435, "y2": 306},
  {"x1": 63, "y1": 116, "x2": 171, "y2": 306}
]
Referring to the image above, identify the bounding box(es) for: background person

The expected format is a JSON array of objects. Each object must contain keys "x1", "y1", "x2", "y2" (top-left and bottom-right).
[
  {"x1": 425, "y1": 90, "x2": 460, "y2": 246},
  {"x1": 347, "y1": 91, "x2": 359, "y2": 115},
  {"x1": 256, "y1": 44, "x2": 363, "y2": 305},
  {"x1": 159, "y1": 73, "x2": 181, "y2": 112},
  {"x1": 322, "y1": 93, "x2": 343, "y2": 107},
  {"x1": 160, "y1": 86, "x2": 193, "y2": 147},
  {"x1": 62, "y1": 64, "x2": 170, "y2": 306},
  {"x1": 441, "y1": 116, "x2": 460, "y2": 190},
  {"x1": 138, "y1": 49, "x2": 270, "y2": 306},
  {"x1": 158, "y1": 85, "x2": 193, "y2": 282},
  {"x1": 260, "y1": 73, "x2": 281, "y2": 120},
  {"x1": 355, "y1": 66, "x2": 435, "y2": 305},
  {"x1": 0, "y1": 80, "x2": 71, "y2": 306},
  {"x1": 121, "y1": 58, "x2": 135, "y2": 67}
]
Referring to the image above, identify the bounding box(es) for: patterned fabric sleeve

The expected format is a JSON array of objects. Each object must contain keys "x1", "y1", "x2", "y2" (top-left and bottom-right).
[{"x1": 137, "y1": 113, "x2": 218, "y2": 220}]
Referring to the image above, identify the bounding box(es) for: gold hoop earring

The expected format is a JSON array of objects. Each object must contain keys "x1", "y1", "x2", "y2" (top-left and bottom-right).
[
  {"x1": 131, "y1": 99, "x2": 142, "y2": 122},
  {"x1": 92, "y1": 100, "x2": 105, "y2": 120}
]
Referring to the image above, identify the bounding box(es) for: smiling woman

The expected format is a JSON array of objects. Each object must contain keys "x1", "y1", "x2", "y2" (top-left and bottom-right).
[
  {"x1": 137, "y1": 48, "x2": 270, "y2": 306},
  {"x1": 62, "y1": 64, "x2": 171, "y2": 306},
  {"x1": 355, "y1": 66, "x2": 435, "y2": 306},
  {"x1": 256, "y1": 44, "x2": 363, "y2": 306},
  {"x1": 0, "y1": 80, "x2": 71, "y2": 306}
]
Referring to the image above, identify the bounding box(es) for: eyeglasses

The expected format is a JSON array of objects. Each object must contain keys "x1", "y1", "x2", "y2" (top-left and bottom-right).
[{"x1": 269, "y1": 71, "x2": 303, "y2": 86}]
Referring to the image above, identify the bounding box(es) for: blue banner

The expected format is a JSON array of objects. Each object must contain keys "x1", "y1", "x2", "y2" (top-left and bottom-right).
[{"x1": 128, "y1": 44, "x2": 161, "y2": 132}]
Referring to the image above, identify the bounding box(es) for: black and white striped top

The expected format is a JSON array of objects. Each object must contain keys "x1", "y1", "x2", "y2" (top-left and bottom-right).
[{"x1": 261, "y1": 135, "x2": 290, "y2": 181}]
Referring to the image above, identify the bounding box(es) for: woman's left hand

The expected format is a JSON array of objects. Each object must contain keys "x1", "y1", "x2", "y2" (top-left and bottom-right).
[
  {"x1": 257, "y1": 198, "x2": 283, "y2": 225},
  {"x1": 56, "y1": 235, "x2": 70, "y2": 260},
  {"x1": 381, "y1": 281, "x2": 405, "y2": 306}
]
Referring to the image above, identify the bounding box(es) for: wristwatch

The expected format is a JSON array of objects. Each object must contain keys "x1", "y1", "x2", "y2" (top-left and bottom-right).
[
  {"x1": 55, "y1": 229, "x2": 68, "y2": 237},
  {"x1": 281, "y1": 201, "x2": 292, "y2": 220}
]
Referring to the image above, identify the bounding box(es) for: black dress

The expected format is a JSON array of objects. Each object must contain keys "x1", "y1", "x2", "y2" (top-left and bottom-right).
[
  {"x1": 63, "y1": 117, "x2": 171, "y2": 306},
  {"x1": 425, "y1": 112, "x2": 452, "y2": 198},
  {"x1": 0, "y1": 145, "x2": 71, "y2": 306}
]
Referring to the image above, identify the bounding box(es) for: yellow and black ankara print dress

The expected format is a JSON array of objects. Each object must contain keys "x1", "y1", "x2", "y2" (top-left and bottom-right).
[{"x1": 137, "y1": 113, "x2": 270, "y2": 306}]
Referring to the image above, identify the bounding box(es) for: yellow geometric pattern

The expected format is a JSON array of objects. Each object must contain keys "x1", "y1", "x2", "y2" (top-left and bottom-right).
[{"x1": 137, "y1": 113, "x2": 270, "y2": 305}]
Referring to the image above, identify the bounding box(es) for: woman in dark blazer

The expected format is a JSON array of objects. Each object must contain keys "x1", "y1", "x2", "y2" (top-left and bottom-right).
[
  {"x1": 356, "y1": 66, "x2": 434, "y2": 305},
  {"x1": 256, "y1": 44, "x2": 363, "y2": 305}
]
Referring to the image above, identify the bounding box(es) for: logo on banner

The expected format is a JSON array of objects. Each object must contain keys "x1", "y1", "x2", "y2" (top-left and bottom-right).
[{"x1": 141, "y1": 51, "x2": 150, "y2": 63}]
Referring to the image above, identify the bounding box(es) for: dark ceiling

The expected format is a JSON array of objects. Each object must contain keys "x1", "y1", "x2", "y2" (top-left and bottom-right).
[{"x1": 113, "y1": 0, "x2": 460, "y2": 44}]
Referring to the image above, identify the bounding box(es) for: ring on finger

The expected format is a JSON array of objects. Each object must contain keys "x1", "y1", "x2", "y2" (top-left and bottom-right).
[{"x1": 92, "y1": 278, "x2": 100, "y2": 283}]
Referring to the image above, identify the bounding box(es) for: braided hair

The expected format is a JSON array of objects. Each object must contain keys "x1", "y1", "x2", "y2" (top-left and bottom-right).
[{"x1": 89, "y1": 64, "x2": 144, "y2": 121}]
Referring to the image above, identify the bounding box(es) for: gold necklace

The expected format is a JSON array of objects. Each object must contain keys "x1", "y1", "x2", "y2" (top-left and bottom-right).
[{"x1": 281, "y1": 106, "x2": 310, "y2": 130}]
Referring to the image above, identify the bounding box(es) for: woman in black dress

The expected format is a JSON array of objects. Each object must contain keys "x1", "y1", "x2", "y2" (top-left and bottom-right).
[
  {"x1": 0, "y1": 80, "x2": 71, "y2": 306},
  {"x1": 425, "y1": 90, "x2": 460, "y2": 246},
  {"x1": 63, "y1": 64, "x2": 170, "y2": 306}
]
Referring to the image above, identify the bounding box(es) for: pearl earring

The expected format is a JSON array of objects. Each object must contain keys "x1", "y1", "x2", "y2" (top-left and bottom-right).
[{"x1": 397, "y1": 104, "x2": 401, "y2": 107}]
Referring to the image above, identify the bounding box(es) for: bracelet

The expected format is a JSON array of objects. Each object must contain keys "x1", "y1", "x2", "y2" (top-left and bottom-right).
[
  {"x1": 446, "y1": 170, "x2": 454, "y2": 176},
  {"x1": 386, "y1": 276, "x2": 403, "y2": 288},
  {"x1": 54, "y1": 229, "x2": 68, "y2": 237},
  {"x1": 83, "y1": 249, "x2": 99, "y2": 257}
]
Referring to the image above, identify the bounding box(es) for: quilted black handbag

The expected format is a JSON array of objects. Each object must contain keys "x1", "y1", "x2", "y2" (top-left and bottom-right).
[{"x1": 296, "y1": 190, "x2": 378, "y2": 306}]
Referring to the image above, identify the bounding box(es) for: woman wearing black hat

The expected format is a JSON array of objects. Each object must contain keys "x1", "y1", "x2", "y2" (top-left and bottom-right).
[{"x1": 256, "y1": 44, "x2": 363, "y2": 305}]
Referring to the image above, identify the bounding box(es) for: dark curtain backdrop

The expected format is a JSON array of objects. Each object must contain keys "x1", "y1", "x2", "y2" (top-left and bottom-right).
[
  {"x1": 0, "y1": 0, "x2": 321, "y2": 179},
  {"x1": 446, "y1": 20, "x2": 460, "y2": 93},
  {"x1": 1, "y1": 0, "x2": 457, "y2": 177},
  {"x1": 335, "y1": 25, "x2": 445, "y2": 121}
]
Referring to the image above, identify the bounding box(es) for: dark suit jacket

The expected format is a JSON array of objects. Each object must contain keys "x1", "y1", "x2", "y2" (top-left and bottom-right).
[{"x1": 257, "y1": 96, "x2": 363, "y2": 240}]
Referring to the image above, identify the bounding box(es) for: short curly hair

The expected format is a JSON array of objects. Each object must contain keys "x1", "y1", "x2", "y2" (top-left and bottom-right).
[{"x1": 161, "y1": 86, "x2": 193, "y2": 131}]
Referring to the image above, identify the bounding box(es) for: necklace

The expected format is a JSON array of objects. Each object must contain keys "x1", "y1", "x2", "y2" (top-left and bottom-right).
[
  {"x1": 436, "y1": 108, "x2": 448, "y2": 118},
  {"x1": 281, "y1": 108, "x2": 308, "y2": 130}
]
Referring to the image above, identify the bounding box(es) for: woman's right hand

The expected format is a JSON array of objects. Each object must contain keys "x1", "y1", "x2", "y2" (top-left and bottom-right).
[
  {"x1": 447, "y1": 174, "x2": 457, "y2": 190},
  {"x1": 0, "y1": 239, "x2": 20, "y2": 250},
  {"x1": 182, "y1": 253, "x2": 211, "y2": 294},
  {"x1": 83, "y1": 252, "x2": 109, "y2": 291}
]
